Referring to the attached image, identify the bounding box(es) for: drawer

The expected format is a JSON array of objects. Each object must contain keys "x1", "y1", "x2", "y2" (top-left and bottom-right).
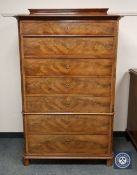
[
  {"x1": 25, "y1": 77, "x2": 111, "y2": 96},
  {"x1": 23, "y1": 37, "x2": 114, "y2": 58},
  {"x1": 25, "y1": 96, "x2": 110, "y2": 113},
  {"x1": 24, "y1": 59, "x2": 112, "y2": 76},
  {"x1": 26, "y1": 114, "x2": 111, "y2": 134},
  {"x1": 21, "y1": 21, "x2": 115, "y2": 35},
  {"x1": 27, "y1": 134, "x2": 109, "y2": 155}
]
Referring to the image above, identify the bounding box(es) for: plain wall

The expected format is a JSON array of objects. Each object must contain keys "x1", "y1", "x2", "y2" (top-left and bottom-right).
[{"x1": 0, "y1": 0, "x2": 137, "y2": 132}]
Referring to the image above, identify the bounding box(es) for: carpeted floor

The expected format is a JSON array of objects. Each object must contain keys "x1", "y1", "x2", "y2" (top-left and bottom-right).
[{"x1": 0, "y1": 137, "x2": 136, "y2": 175}]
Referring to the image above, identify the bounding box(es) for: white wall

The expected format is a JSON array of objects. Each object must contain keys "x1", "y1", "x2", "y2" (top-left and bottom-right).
[{"x1": 0, "y1": 0, "x2": 137, "y2": 132}]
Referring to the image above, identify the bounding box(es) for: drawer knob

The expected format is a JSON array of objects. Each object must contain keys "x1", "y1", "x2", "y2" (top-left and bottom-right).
[
  {"x1": 65, "y1": 64, "x2": 70, "y2": 69},
  {"x1": 65, "y1": 83, "x2": 70, "y2": 88},
  {"x1": 64, "y1": 139, "x2": 71, "y2": 144},
  {"x1": 65, "y1": 102, "x2": 70, "y2": 106},
  {"x1": 64, "y1": 99, "x2": 71, "y2": 106}
]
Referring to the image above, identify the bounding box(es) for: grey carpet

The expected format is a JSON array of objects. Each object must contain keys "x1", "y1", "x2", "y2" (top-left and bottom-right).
[{"x1": 0, "y1": 137, "x2": 136, "y2": 175}]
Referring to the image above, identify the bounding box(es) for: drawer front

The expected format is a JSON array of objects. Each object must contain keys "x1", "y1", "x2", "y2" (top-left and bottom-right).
[
  {"x1": 24, "y1": 59, "x2": 112, "y2": 76},
  {"x1": 25, "y1": 77, "x2": 111, "y2": 96},
  {"x1": 21, "y1": 21, "x2": 115, "y2": 35},
  {"x1": 26, "y1": 114, "x2": 110, "y2": 134},
  {"x1": 25, "y1": 96, "x2": 110, "y2": 113},
  {"x1": 23, "y1": 37, "x2": 114, "y2": 57},
  {"x1": 28, "y1": 134, "x2": 109, "y2": 155}
]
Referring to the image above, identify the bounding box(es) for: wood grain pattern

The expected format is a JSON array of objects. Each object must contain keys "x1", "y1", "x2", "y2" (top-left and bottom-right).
[
  {"x1": 16, "y1": 8, "x2": 120, "y2": 165},
  {"x1": 28, "y1": 134, "x2": 109, "y2": 155},
  {"x1": 25, "y1": 96, "x2": 111, "y2": 113},
  {"x1": 25, "y1": 77, "x2": 111, "y2": 96},
  {"x1": 23, "y1": 37, "x2": 114, "y2": 57},
  {"x1": 21, "y1": 21, "x2": 115, "y2": 35},
  {"x1": 26, "y1": 114, "x2": 110, "y2": 134},
  {"x1": 24, "y1": 58, "x2": 112, "y2": 76}
]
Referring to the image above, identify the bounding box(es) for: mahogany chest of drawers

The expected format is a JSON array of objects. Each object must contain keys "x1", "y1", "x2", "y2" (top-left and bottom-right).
[{"x1": 15, "y1": 8, "x2": 121, "y2": 165}]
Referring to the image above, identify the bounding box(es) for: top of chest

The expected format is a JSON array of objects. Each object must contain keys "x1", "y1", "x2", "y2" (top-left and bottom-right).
[
  {"x1": 18, "y1": 8, "x2": 121, "y2": 36},
  {"x1": 11, "y1": 8, "x2": 121, "y2": 20}
]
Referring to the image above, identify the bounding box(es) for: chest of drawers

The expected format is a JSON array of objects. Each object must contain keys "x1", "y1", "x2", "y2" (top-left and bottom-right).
[{"x1": 16, "y1": 8, "x2": 121, "y2": 166}]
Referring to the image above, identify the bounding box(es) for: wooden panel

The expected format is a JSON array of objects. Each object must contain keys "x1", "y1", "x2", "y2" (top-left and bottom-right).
[
  {"x1": 25, "y1": 77, "x2": 111, "y2": 96},
  {"x1": 127, "y1": 70, "x2": 137, "y2": 149},
  {"x1": 21, "y1": 21, "x2": 115, "y2": 35},
  {"x1": 25, "y1": 96, "x2": 110, "y2": 113},
  {"x1": 28, "y1": 8, "x2": 109, "y2": 15},
  {"x1": 26, "y1": 114, "x2": 110, "y2": 134},
  {"x1": 28, "y1": 134, "x2": 109, "y2": 155},
  {"x1": 23, "y1": 37, "x2": 114, "y2": 57},
  {"x1": 24, "y1": 59, "x2": 112, "y2": 76}
]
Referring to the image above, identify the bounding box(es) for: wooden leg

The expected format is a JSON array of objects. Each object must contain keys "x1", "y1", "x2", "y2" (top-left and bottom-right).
[
  {"x1": 23, "y1": 158, "x2": 30, "y2": 166},
  {"x1": 106, "y1": 159, "x2": 113, "y2": 166}
]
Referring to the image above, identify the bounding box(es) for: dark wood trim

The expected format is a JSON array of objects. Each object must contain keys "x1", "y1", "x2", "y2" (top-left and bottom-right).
[
  {"x1": 28, "y1": 8, "x2": 109, "y2": 15},
  {"x1": 17, "y1": 16, "x2": 121, "y2": 21},
  {"x1": 0, "y1": 131, "x2": 125, "y2": 138},
  {"x1": 126, "y1": 129, "x2": 137, "y2": 150},
  {"x1": 0, "y1": 132, "x2": 23, "y2": 138}
]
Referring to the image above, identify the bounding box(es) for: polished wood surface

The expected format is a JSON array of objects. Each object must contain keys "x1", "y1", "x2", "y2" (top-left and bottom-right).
[
  {"x1": 26, "y1": 114, "x2": 111, "y2": 134},
  {"x1": 23, "y1": 37, "x2": 114, "y2": 57},
  {"x1": 21, "y1": 21, "x2": 115, "y2": 35},
  {"x1": 127, "y1": 69, "x2": 137, "y2": 150},
  {"x1": 15, "y1": 8, "x2": 121, "y2": 165},
  {"x1": 25, "y1": 96, "x2": 111, "y2": 113},
  {"x1": 24, "y1": 58, "x2": 112, "y2": 76},
  {"x1": 25, "y1": 77, "x2": 111, "y2": 95},
  {"x1": 28, "y1": 8, "x2": 109, "y2": 15},
  {"x1": 27, "y1": 134, "x2": 109, "y2": 155}
]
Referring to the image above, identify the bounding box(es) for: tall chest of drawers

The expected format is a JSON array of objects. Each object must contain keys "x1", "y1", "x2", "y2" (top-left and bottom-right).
[{"x1": 16, "y1": 9, "x2": 121, "y2": 165}]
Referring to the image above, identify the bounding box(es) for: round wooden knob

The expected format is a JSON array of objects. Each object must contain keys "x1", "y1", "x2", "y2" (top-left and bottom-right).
[
  {"x1": 65, "y1": 102, "x2": 70, "y2": 106},
  {"x1": 64, "y1": 98, "x2": 71, "y2": 106},
  {"x1": 65, "y1": 83, "x2": 70, "y2": 87},
  {"x1": 65, "y1": 64, "x2": 70, "y2": 69}
]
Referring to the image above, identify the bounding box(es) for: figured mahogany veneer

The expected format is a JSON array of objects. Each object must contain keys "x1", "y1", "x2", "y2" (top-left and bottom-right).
[
  {"x1": 25, "y1": 96, "x2": 111, "y2": 113},
  {"x1": 25, "y1": 77, "x2": 111, "y2": 95},
  {"x1": 26, "y1": 114, "x2": 111, "y2": 134},
  {"x1": 21, "y1": 21, "x2": 115, "y2": 35},
  {"x1": 27, "y1": 134, "x2": 109, "y2": 155},
  {"x1": 15, "y1": 8, "x2": 121, "y2": 166},
  {"x1": 23, "y1": 37, "x2": 114, "y2": 57},
  {"x1": 24, "y1": 58, "x2": 112, "y2": 76}
]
